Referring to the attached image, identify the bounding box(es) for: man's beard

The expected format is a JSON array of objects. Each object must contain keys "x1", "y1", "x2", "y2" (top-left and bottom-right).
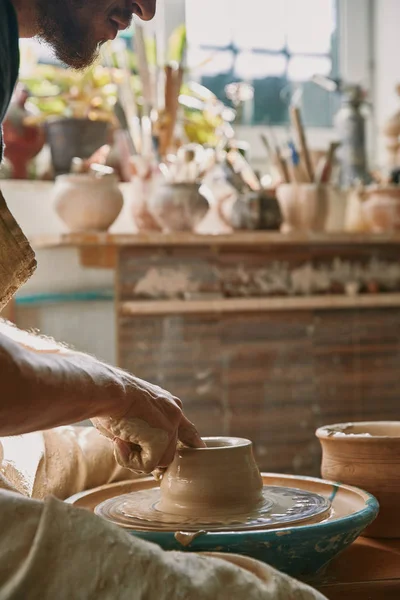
[{"x1": 36, "y1": 0, "x2": 101, "y2": 69}]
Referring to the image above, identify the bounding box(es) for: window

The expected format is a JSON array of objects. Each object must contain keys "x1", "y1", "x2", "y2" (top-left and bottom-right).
[{"x1": 185, "y1": 0, "x2": 339, "y2": 128}]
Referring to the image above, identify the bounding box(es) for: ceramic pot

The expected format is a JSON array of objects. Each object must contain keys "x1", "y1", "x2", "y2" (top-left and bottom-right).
[
  {"x1": 45, "y1": 118, "x2": 110, "y2": 176},
  {"x1": 362, "y1": 186, "x2": 400, "y2": 232},
  {"x1": 276, "y1": 183, "x2": 329, "y2": 232},
  {"x1": 229, "y1": 190, "x2": 282, "y2": 231},
  {"x1": 159, "y1": 437, "x2": 263, "y2": 517},
  {"x1": 316, "y1": 421, "x2": 400, "y2": 538},
  {"x1": 148, "y1": 182, "x2": 210, "y2": 232},
  {"x1": 52, "y1": 173, "x2": 123, "y2": 232}
]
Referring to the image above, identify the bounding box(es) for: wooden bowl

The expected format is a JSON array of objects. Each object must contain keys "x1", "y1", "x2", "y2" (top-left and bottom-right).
[{"x1": 316, "y1": 421, "x2": 400, "y2": 538}]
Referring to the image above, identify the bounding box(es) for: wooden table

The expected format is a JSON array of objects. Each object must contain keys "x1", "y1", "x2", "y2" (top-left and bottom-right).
[
  {"x1": 315, "y1": 537, "x2": 400, "y2": 599},
  {"x1": 33, "y1": 231, "x2": 400, "y2": 476}
]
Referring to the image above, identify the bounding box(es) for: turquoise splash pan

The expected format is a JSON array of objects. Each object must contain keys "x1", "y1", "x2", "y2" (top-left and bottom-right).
[{"x1": 66, "y1": 473, "x2": 378, "y2": 578}]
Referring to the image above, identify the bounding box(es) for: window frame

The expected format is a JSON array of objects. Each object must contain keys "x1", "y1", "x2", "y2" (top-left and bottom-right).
[{"x1": 163, "y1": 0, "x2": 374, "y2": 165}]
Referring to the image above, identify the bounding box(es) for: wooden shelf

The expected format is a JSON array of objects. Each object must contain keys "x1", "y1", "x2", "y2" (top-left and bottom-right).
[
  {"x1": 32, "y1": 231, "x2": 400, "y2": 249},
  {"x1": 119, "y1": 293, "x2": 400, "y2": 316}
]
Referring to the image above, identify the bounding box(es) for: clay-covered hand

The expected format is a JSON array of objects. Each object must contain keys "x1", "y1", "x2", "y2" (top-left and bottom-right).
[{"x1": 92, "y1": 372, "x2": 205, "y2": 474}]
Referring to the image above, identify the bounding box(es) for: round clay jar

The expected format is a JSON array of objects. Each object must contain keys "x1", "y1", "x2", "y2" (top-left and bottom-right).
[
  {"x1": 316, "y1": 422, "x2": 400, "y2": 538},
  {"x1": 52, "y1": 173, "x2": 123, "y2": 232},
  {"x1": 159, "y1": 437, "x2": 263, "y2": 517},
  {"x1": 147, "y1": 182, "x2": 210, "y2": 232}
]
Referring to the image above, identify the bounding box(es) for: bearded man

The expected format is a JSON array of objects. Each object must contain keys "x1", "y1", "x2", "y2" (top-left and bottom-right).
[{"x1": 0, "y1": 0, "x2": 325, "y2": 597}]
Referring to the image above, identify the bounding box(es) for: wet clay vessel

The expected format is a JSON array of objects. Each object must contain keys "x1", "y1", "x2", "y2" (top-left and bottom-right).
[
  {"x1": 316, "y1": 421, "x2": 400, "y2": 538},
  {"x1": 159, "y1": 437, "x2": 263, "y2": 517},
  {"x1": 93, "y1": 437, "x2": 331, "y2": 532}
]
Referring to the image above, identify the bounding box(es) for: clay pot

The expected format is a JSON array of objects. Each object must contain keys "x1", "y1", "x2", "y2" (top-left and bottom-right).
[
  {"x1": 159, "y1": 437, "x2": 263, "y2": 517},
  {"x1": 228, "y1": 189, "x2": 282, "y2": 231},
  {"x1": 316, "y1": 422, "x2": 400, "y2": 538},
  {"x1": 276, "y1": 183, "x2": 329, "y2": 233},
  {"x1": 52, "y1": 173, "x2": 123, "y2": 232},
  {"x1": 147, "y1": 182, "x2": 210, "y2": 232},
  {"x1": 45, "y1": 118, "x2": 110, "y2": 176},
  {"x1": 362, "y1": 186, "x2": 400, "y2": 232}
]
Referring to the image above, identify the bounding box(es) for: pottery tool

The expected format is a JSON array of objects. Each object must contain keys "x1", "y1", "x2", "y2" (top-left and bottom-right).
[
  {"x1": 315, "y1": 142, "x2": 339, "y2": 184},
  {"x1": 273, "y1": 144, "x2": 291, "y2": 184},
  {"x1": 266, "y1": 128, "x2": 290, "y2": 184},
  {"x1": 112, "y1": 40, "x2": 142, "y2": 155},
  {"x1": 226, "y1": 149, "x2": 261, "y2": 192},
  {"x1": 290, "y1": 105, "x2": 314, "y2": 183},
  {"x1": 287, "y1": 140, "x2": 307, "y2": 183},
  {"x1": 134, "y1": 24, "x2": 153, "y2": 113}
]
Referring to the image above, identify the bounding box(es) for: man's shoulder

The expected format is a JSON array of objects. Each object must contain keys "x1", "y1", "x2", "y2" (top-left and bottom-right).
[{"x1": 0, "y1": 0, "x2": 20, "y2": 159}]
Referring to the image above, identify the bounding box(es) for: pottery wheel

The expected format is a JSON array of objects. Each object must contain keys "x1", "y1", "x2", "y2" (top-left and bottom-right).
[{"x1": 95, "y1": 485, "x2": 331, "y2": 532}]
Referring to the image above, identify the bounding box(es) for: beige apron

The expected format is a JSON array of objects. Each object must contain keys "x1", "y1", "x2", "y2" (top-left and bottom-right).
[{"x1": 0, "y1": 189, "x2": 36, "y2": 311}]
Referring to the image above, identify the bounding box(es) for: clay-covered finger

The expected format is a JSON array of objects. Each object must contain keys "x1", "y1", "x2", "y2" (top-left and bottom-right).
[
  {"x1": 158, "y1": 433, "x2": 178, "y2": 468},
  {"x1": 178, "y1": 416, "x2": 206, "y2": 448},
  {"x1": 113, "y1": 438, "x2": 146, "y2": 473}
]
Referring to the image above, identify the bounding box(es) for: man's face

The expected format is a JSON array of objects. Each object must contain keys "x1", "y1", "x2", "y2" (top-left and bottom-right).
[{"x1": 36, "y1": 0, "x2": 156, "y2": 69}]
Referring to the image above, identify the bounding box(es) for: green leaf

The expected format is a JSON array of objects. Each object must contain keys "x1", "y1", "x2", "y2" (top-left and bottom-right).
[{"x1": 167, "y1": 24, "x2": 186, "y2": 64}]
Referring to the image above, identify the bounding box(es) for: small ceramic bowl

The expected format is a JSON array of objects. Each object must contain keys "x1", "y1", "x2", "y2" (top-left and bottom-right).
[
  {"x1": 316, "y1": 421, "x2": 400, "y2": 538},
  {"x1": 159, "y1": 437, "x2": 263, "y2": 517}
]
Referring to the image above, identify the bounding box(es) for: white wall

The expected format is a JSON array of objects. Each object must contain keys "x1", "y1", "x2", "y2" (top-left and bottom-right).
[
  {"x1": 1, "y1": 181, "x2": 138, "y2": 365},
  {"x1": 373, "y1": 0, "x2": 400, "y2": 166}
]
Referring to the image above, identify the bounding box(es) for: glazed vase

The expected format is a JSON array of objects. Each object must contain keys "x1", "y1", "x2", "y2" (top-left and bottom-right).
[
  {"x1": 159, "y1": 437, "x2": 263, "y2": 517},
  {"x1": 317, "y1": 421, "x2": 400, "y2": 538},
  {"x1": 52, "y1": 173, "x2": 123, "y2": 232},
  {"x1": 147, "y1": 182, "x2": 210, "y2": 232}
]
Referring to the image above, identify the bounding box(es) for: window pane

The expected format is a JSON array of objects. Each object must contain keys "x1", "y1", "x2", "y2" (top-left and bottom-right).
[
  {"x1": 286, "y1": 0, "x2": 335, "y2": 53},
  {"x1": 288, "y1": 56, "x2": 332, "y2": 82},
  {"x1": 185, "y1": 0, "x2": 232, "y2": 47},
  {"x1": 188, "y1": 48, "x2": 234, "y2": 77},
  {"x1": 233, "y1": 0, "x2": 286, "y2": 50},
  {"x1": 235, "y1": 52, "x2": 287, "y2": 79}
]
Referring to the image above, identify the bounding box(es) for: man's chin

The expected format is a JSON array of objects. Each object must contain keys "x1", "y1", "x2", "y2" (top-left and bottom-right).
[{"x1": 39, "y1": 35, "x2": 99, "y2": 70}]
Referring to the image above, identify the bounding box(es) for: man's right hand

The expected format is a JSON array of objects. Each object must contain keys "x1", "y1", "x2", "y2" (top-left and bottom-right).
[{"x1": 91, "y1": 372, "x2": 205, "y2": 474}]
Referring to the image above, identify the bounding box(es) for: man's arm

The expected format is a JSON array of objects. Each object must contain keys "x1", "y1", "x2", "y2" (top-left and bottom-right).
[{"x1": 0, "y1": 325, "x2": 204, "y2": 472}]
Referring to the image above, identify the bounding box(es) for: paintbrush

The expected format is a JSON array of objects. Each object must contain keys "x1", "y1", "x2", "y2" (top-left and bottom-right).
[
  {"x1": 112, "y1": 40, "x2": 142, "y2": 155},
  {"x1": 290, "y1": 105, "x2": 314, "y2": 183},
  {"x1": 134, "y1": 24, "x2": 153, "y2": 113},
  {"x1": 287, "y1": 140, "x2": 306, "y2": 183},
  {"x1": 227, "y1": 148, "x2": 261, "y2": 192},
  {"x1": 315, "y1": 142, "x2": 339, "y2": 184}
]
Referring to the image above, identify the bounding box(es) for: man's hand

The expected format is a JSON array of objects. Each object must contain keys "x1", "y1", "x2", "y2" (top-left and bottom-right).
[
  {"x1": 92, "y1": 374, "x2": 205, "y2": 474},
  {"x1": 0, "y1": 327, "x2": 205, "y2": 472}
]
